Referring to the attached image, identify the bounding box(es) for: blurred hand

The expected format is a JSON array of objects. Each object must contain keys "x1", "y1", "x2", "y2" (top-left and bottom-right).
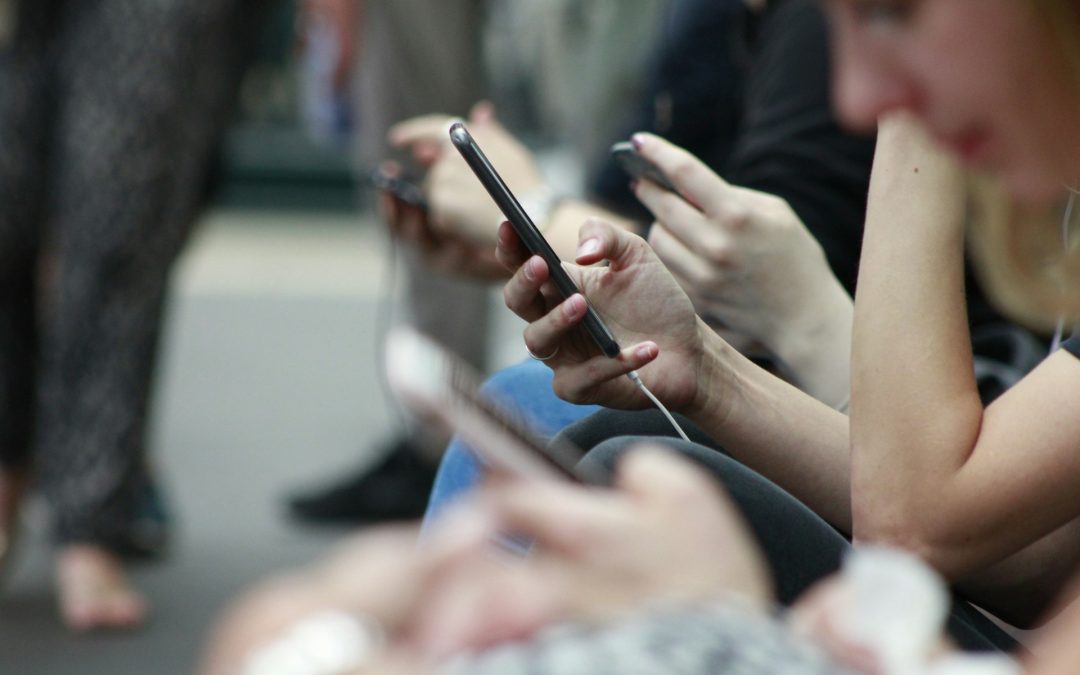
[
  {"x1": 788, "y1": 578, "x2": 887, "y2": 675},
  {"x1": 376, "y1": 161, "x2": 506, "y2": 280},
  {"x1": 200, "y1": 527, "x2": 430, "y2": 675},
  {"x1": 409, "y1": 448, "x2": 775, "y2": 657},
  {"x1": 632, "y1": 133, "x2": 851, "y2": 361},
  {"x1": 496, "y1": 216, "x2": 716, "y2": 412},
  {"x1": 389, "y1": 102, "x2": 546, "y2": 247}
]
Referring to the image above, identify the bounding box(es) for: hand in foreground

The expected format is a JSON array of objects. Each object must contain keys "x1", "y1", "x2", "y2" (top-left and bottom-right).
[
  {"x1": 389, "y1": 101, "x2": 545, "y2": 247},
  {"x1": 409, "y1": 447, "x2": 775, "y2": 658},
  {"x1": 497, "y1": 216, "x2": 714, "y2": 412},
  {"x1": 633, "y1": 134, "x2": 852, "y2": 361}
]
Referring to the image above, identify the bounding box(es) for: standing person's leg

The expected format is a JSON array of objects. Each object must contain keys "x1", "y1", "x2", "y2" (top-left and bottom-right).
[
  {"x1": 290, "y1": 0, "x2": 494, "y2": 524},
  {"x1": 40, "y1": 0, "x2": 252, "y2": 630},
  {"x1": 0, "y1": 0, "x2": 52, "y2": 565}
]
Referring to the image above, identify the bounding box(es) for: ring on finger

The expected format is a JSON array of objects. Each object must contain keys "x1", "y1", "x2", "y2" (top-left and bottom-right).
[{"x1": 527, "y1": 345, "x2": 561, "y2": 360}]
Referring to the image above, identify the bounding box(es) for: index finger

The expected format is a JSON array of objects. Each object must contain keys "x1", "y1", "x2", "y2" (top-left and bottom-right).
[
  {"x1": 632, "y1": 133, "x2": 732, "y2": 217},
  {"x1": 494, "y1": 220, "x2": 529, "y2": 271},
  {"x1": 388, "y1": 114, "x2": 460, "y2": 147}
]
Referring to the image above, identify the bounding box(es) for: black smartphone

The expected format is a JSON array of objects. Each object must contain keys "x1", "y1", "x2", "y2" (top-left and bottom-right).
[
  {"x1": 370, "y1": 167, "x2": 428, "y2": 212},
  {"x1": 610, "y1": 141, "x2": 678, "y2": 192},
  {"x1": 386, "y1": 328, "x2": 603, "y2": 484},
  {"x1": 448, "y1": 122, "x2": 621, "y2": 358}
]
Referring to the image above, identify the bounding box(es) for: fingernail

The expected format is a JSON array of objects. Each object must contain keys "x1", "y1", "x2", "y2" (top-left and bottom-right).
[
  {"x1": 636, "y1": 342, "x2": 658, "y2": 359},
  {"x1": 631, "y1": 133, "x2": 646, "y2": 151},
  {"x1": 577, "y1": 238, "x2": 601, "y2": 258},
  {"x1": 564, "y1": 294, "x2": 585, "y2": 320},
  {"x1": 523, "y1": 257, "x2": 538, "y2": 281},
  {"x1": 629, "y1": 179, "x2": 639, "y2": 192}
]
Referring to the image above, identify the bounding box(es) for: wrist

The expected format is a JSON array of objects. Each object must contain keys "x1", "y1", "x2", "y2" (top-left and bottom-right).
[
  {"x1": 517, "y1": 185, "x2": 563, "y2": 233},
  {"x1": 769, "y1": 280, "x2": 853, "y2": 408},
  {"x1": 682, "y1": 318, "x2": 737, "y2": 425}
]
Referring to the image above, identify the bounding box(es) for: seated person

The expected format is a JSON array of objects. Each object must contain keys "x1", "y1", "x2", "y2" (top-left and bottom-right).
[
  {"x1": 205, "y1": 0, "x2": 1080, "y2": 670},
  {"x1": 388, "y1": 0, "x2": 875, "y2": 518},
  {"x1": 387, "y1": 0, "x2": 1037, "y2": 525},
  {"x1": 201, "y1": 448, "x2": 1034, "y2": 675}
]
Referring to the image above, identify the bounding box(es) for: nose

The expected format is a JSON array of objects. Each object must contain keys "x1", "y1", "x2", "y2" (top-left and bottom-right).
[{"x1": 831, "y1": 40, "x2": 920, "y2": 132}]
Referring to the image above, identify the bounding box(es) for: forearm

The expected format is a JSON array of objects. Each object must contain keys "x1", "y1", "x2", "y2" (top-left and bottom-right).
[
  {"x1": 769, "y1": 277, "x2": 853, "y2": 410},
  {"x1": 687, "y1": 322, "x2": 852, "y2": 532},
  {"x1": 956, "y1": 518, "x2": 1080, "y2": 628},
  {"x1": 849, "y1": 116, "x2": 983, "y2": 555}
]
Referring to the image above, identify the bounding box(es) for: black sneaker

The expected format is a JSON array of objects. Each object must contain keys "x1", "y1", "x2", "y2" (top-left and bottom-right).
[{"x1": 286, "y1": 437, "x2": 437, "y2": 525}]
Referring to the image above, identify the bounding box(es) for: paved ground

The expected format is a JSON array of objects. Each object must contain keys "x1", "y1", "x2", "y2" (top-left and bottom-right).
[{"x1": 0, "y1": 210, "x2": 447, "y2": 674}]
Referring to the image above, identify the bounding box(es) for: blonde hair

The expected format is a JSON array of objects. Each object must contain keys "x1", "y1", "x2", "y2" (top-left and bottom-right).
[{"x1": 965, "y1": 0, "x2": 1080, "y2": 331}]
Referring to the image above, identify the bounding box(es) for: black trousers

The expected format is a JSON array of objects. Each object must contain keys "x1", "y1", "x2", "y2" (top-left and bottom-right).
[
  {"x1": 558, "y1": 408, "x2": 1018, "y2": 654},
  {"x1": 0, "y1": 0, "x2": 259, "y2": 548}
]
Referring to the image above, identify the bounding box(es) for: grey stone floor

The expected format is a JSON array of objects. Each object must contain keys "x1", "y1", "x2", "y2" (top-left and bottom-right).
[{"x1": 0, "y1": 211, "x2": 414, "y2": 674}]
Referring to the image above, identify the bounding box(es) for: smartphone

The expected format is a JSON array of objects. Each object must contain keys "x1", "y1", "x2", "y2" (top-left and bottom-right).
[
  {"x1": 448, "y1": 122, "x2": 621, "y2": 358},
  {"x1": 385, "y1": 328, "x2": 603, "y2": 484},
  {"x1": 370, "y1": 167, "x2": 428, "y2": 212},
  {"x1": 610, "y1": 141, "x2": 678, "y2": 192}
]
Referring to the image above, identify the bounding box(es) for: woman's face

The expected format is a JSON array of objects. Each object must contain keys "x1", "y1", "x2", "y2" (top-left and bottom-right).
[{"x1": 824, "y1": 0, "x2": 1080, "y2": 201}]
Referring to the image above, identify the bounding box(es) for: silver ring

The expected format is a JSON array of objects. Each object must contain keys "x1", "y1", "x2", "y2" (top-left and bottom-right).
[{"x1": 527, "y1": 344, "x2": 560, "y2": 362}]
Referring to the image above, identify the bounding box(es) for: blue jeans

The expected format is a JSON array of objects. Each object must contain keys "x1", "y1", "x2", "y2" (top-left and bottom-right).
[{"x1": 421, "y1": 359, "x2": 601, "y2": 527}]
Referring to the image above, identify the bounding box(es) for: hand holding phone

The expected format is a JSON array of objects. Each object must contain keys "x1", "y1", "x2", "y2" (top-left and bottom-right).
[
  {"x1": 610, "y1": 141, "x2": 678, "y2": 193},
  {"x1": 449, "y1": 122, "x2": 621, "y2": 358},
  {"x1": 370, "y1": 166, "x2": 428, "y2": 212}
]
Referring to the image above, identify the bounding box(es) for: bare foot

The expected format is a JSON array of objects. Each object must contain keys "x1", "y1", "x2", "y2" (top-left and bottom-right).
[{"x1": 56, "y1": 544, "x2": 148, "y2": 632}]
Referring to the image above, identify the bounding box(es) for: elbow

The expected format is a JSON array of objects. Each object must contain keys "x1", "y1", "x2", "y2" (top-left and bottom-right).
[{"x1": 851, "y1": 494, "x2": 969, "y2": 580}]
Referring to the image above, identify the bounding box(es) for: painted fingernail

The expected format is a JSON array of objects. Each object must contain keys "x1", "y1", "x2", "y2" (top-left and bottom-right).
[
  {"x1": 636, "y1": 342, "x2": 658, "y2": 359},
  {"x1": 564, "y1": 294, "x2": 586, "y2": 320},
  {"x1": 631, "y1": 133, "x2": 646, "y2": 151},
  {"x1": 577, "y1": 238, "x2": 601, "y2": 258}
]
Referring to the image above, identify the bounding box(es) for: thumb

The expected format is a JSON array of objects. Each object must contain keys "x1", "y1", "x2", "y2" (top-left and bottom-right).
[
  {"x1": 469, "y1": 100, "x2": 497, "y2": 126},
  {"x1": 614, "y1": 446, "x2": 725, "y2": 511},
  {"x1": 575, "y1": 218, "x2": 650, "y2": 270}
]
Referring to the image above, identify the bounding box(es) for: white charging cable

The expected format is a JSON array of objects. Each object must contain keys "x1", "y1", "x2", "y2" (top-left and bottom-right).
[
  {"x1": 626, "y1": 370, "x2": 691, "y2": 442},
  {"x1": 1051, "y1": 189, "x2": 1078, "y2": 352}
]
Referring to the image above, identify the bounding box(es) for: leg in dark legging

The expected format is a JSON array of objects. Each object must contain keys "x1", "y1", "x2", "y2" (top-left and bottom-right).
[
  {"x1": 34, "y1": 0, "x2": 254, "y2": 630},
  {"x1": 0, "y1": 0, "x2": 54, "y2": 563},
  {"x1": 571, "y1": 425, "x2": 1018, "y2": 653}
]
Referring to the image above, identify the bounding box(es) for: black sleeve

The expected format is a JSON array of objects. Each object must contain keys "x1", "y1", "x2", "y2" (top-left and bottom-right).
[
  {"x1": 587, "y1": 0, "x2": 746, "y2": 222},
  {"x1": 722, "y1": 0, "x2": 876, "y2": 293}
]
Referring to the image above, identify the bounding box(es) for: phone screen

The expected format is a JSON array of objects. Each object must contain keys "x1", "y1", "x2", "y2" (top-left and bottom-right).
[{"x1": 448, "y1": 122, "x2": 621, "y2": 358}]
